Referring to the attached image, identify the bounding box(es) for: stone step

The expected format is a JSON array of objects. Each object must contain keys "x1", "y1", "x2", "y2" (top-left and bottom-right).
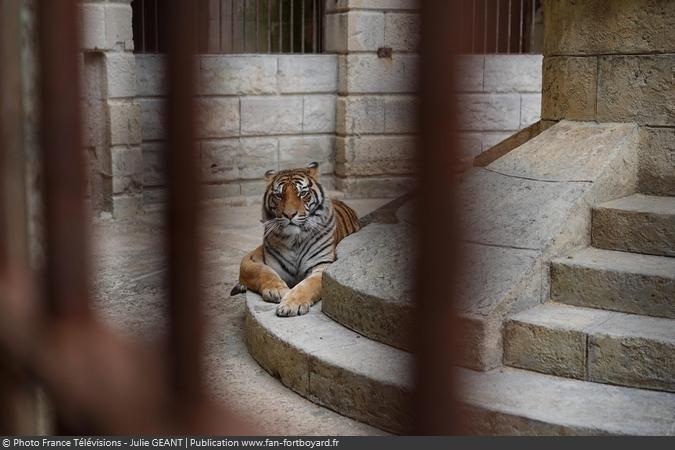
[
  {"x1": 592, "y1": 194, "x2": 675, "y2": 257},
  {"x1": 504, "y1": 303, "x2": 675, "y2": 393},
  {"x1": 550, "y1": 247, "x2": 675, "y2": 319},
  {"x1": 458, "y1": 366, "x2": 675, "y2": 436},
  {"x1": 244, "y1": 292, "x2": 414, "y2": 434},
  {"x1": 322, "y1": 223, "x2": 415, "y2": 352}
]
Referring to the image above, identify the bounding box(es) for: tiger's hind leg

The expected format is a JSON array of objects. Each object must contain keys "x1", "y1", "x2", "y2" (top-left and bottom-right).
[
  {"x1": 276, "y1": 265, "x2": 327, "y2": 317},
  {"x1": 237, "y1": 246, "x2": 290, "y2": 303}
]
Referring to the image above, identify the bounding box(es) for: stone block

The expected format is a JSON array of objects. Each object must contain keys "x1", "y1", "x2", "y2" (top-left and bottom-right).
[
  {"x1": 108, "y1": 100, "x2": 141, "y2": 145},
  {"x1": 80, "y1": 3, "x2": 106, "y2": 50},
  {"x1": 105, "y1": 52, "x2": 136, "y2": 99},
  {"x1": 384, "y1": 95, "x2": 418, "y2": 133},
  {"x1": 135, "y1": 55, "x2": 167, "y2": 96},
  {"x1": 81, "y1": 99, "x2": 107, "y2": 147},
  {"x1": 142, "y1": 143, "x2": 165, "y2": 187},
  {"x1": 457, "y1": 93, "x2": 520, "y2": 131},
  {"x1": 339, "y1": 54, "x2": 419, "y2": 94},
  {"x1": 347, "y1": 12, "x2": 385, "y2": 51},
  {"x1": 455, "y1": 55, "x2": 484, "y2": 92},
  {"x1": 520, "y1": 94, "x2": 541, "y2": 128},
  {"x1": 111, "y1": 146, "x2": 143, "y2": 194},
  {"x1": 240, "y1": 97, "x2": 302, "y2": 136},
  {"x1": 597, "y1": 55, "x2": 675, "y2": 126},
  {"x1": 203, "y1": 183, "x2": 242, "y2": 199},
  {"x1": 105, "y1": 3, "x2": 134, "y2": 50},
  {"x1": 481, "y1": 131, "x2": 515, "y2": 150},
  {"x1": 638, "y1": 126, "x2": 675, "y2": 196},
  {"x1": 201, "y1": 138, "x2": 278, "y2": 182},
  {"x1": 541, "y1": 56, "x2": 597, "y2": 121},
  {"x1": 326, "y1": 0, "x2": 420, "y2": 11},
  {"x1": 384, "y1": 13, "x2": 420, "y2": 52},
  {"x1": 336, "y1": 96, "x2": 385, "y2": 135},
  {"x1": 140, "y1": 98, "x2": 167, "y2": 141},
  {"x1": 457, "y1": 132, "x2": 483, "y2": 158},
  {"x1": 81, "y1": 53, "x2": 105, "y2": 99},
  {"x1": 336, "y1": 175, "x2": 415, "y2": 198},
  {"x1": 112, "y1": 194, "x2": 143, "y2": 219},
  {"x1": 324, "y1": 13, "x2": 348, "y2": 53},
  {"x1": 303, "y1": 95, "x2": 337, "y2": 133},
  {"x1": 484, "y1": 55, "x2": 543, "y2": 93},
  {"x1": 279, "y1": 136, "x2": 335, "y2": 172},
  {"x1": 544, "y1": 0, "x2": 675, "y2": 56},
  {"x1": 198, "y1": 55, "x2": 277, "y2": 95},
  {"x1": 336, "y1": 135, "x2": 415, "y2": 163},
  {"x1": 278, "y1": 56, "x2": 339, "y2": 94},
  {"x1": 197, "y1": 98, "x2": 240, "y2": 138},
  {"x1": 240, "y1": 180, "x2": 267, "y2": 196}
]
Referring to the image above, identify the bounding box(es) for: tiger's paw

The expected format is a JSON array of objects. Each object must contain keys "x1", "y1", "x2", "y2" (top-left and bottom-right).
[
  {"x1": 261, "y1": 285, "x2": 289, "y2": 304},
  {"x1": 276, "y1": 296, "x2": 312, "y2": 317}
]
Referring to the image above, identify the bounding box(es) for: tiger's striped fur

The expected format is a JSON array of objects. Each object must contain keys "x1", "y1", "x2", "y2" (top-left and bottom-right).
[{"x1": 233, "y1": 162, "x2": 360, "y2": 317}]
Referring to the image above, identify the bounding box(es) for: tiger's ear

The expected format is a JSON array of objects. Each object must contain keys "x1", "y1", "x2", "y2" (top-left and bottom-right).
[
  {"x1": 264, "y1": 169, "x2": 276, "y2": 184},
  {"x1": 306, "y1": 161, "x2": 320, "y2": 179}
]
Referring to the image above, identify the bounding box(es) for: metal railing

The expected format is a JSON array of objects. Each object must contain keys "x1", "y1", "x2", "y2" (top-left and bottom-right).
[
  {"x1": 132, "y1": 0, "x2": 325, "y2": 54},
  {"x1": 457, "y1": 0, "x2": 542, "y2": 54}
]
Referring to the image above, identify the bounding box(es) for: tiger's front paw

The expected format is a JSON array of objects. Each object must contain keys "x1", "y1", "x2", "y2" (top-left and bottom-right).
[
  {"x1": 261, "y1": 284, "x2": 289, "y2": 304},
  {"x1": 276, "y1": 293, "x2": 312, "y2": 317}
]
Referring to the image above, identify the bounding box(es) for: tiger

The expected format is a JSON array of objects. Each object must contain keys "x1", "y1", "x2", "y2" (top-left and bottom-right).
[{"x1": 230, "y1": 162, "x2": 361, "y2": 317}]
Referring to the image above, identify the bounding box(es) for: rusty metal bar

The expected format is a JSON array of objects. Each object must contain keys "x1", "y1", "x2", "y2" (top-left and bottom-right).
[
  {"x1": 519, "y1": 0, "x2": 524, "y2": 53},
  {"x1": 164, "y1": 0, "x2": 205, "y2": 407},
  {"x1": 256, "y1": 0, "x2": 260, "y2": 52},
  {"x1": 471, "y1": 0, "x2": 476, "y2": 53},
  {"x1": 154, "y1": 0, "x2": 159, "y2": 52},
  {"x1": 507, "y1": 0, "x2": 512, "y2": 53},
  {"x1": 495, "y1": 0, "x2": 500, "y2": 52},
  {"x1": 312, "y1": 0, "x2": 317, "y2": 53},
  {"x1": 301, "y1": 0, "x2": 305, "y2": 53},
  {"x1": 483, "y1": 0, "x2": 487, "y2": 54},
  {"x1": 415, "y1": 0, "x2": 462, "y2": 435},
  {"x1": 279, "y1": 0, "x2": 283, "y2": 52},
  {"x1": 38, "y1": 0, "x2": 89, "y2": 319},
  {"x1": 530, "y1": 0, "x2": 536, "y2": 53},
  {"x1": 141, "y1": 0, "x2": 147, "y2": 52}
]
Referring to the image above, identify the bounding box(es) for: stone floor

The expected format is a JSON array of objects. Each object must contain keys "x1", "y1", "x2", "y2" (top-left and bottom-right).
[{"x1": 91, "y1": 197, "x2": 390, "y2": 436}]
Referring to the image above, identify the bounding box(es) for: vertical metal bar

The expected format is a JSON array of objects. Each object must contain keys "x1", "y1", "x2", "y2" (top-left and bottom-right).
[
  {"x1": 507, "y1": 0, "x2": 512, "y2": 53},
  {"x1": 37, "y1": 0, "x2": 89, "y2": 318},
  {"x1": 301, "y1": 0, "x2": 305, "y2": 53},
  {"x1": 495, "y1": 0, "x2": 500, "y2": 52},
  {"x1": 530, "y1": 0, "x2": 536, "y2": 53},
  {"x1": 291, "y1": 0, "x2": 294, "y2": 53},
  {"x1": 154, "y1": 0, "x2": 160, "y2": 52},
  {"x1": 312, "y1": 0, "x2": 320, "y2": 53},
  {"x1": 483, "y1": 0, "x2": 487, "y2": 54},
  {"x1": 415, "y1": 0, "x2": 462, "y2": 435},
  {"x1": 471, "y1": 0, "x2": 476, "y2": 53},
  {"x1": 458, "y1": 0, "x2": 463, "y2": 53},
  {"x1": 256, "y1": 0, "x2": 260, "y2": 53},
  {"x1": 279, "y1": 0, "x2": 283, "y2": 53},
  {"x1": 267, "y1": 0, "x2": 272, "y2": 53},
  {"x1": 243, "y1": 0, "x2": 247, "y2": 52},
  {"x1": 141, "y1": 0, "x2": 147, "y2": 52},
  {"x1": 165, "y1": 0, "x2": 204, "y2": 405},
  {"x1": 519, "y1": 0, "x2": 524, "y2": 53}
]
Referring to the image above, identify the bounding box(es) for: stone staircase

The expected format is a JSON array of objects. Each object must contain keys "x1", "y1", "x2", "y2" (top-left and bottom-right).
[{"x1": 244, "y1": 191, "x2": 675, "y2": 435}]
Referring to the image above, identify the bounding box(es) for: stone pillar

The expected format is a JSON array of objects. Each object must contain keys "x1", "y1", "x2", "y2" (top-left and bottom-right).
[
  {"x1": 541, "y1": 0, "x2": 675, "y2": 195},
  {"x1": 80, "y1": 0, "x2": 142, "y2": 218},
  {"x1": 325, "y1": 0, "x2": 420, "y2": 198}
]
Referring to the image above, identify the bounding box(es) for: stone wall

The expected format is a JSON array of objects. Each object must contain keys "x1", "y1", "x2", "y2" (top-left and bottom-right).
[
  {"x1": 542, "y1": 0, "x2": 675, "y2": 196},
  {"x1": 325, "y1": 0, "x2": 420, "y2": 198},
  {"x1": 457, "y1": 55, "x2": 543, "y2": 160},
  {"x1": 136, "y1": 54, "x2": 338, "y2": 205}
]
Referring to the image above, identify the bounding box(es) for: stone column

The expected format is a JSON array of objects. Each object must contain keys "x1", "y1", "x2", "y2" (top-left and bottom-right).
[
  {"x1": 325, "y1": 0, "x2": 420, "y2": 198},
  {"x1": 541, "y1": 0, "x2": 675, "y2": 195},
  {"x1": 80, "y1": 0, "x2": 142, "y2": 218}
]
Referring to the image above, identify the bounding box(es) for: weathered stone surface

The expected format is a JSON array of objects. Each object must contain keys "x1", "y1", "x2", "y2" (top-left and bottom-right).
[
  {"x1": 384, "y1": 95, "x2": 418, "y2": 133},
  {"x1": 459, "y1": 366, "x2": 675, "y2": 435},
  {"x1": 278, "y1": 136, "x2": 335, "y2": 172},
  {"x1": 105, "y1": 3, "x2": 133, "y2": 50},
  {"x1": 339, "y1": 54, "x2": 418, "y2": 94},
  {"x1": 489, "y1": 121, "x2": 637, "y2": 182},
  {"x1": 597, "y1": 55, "x2": 675, "y2": 126},
  {"x1": 457, "y1": 94, "x2": 520, "y2": 131},
  {"x1": 140, "y1": 98, "x2": 167, "y2": 141},
  {"x1": 592, "y1": 194, "x2": 675, "y2": 257},
  {"x1": 80, "y1": 3, "x2": 106, "y2": 50},
  {"x1": 638, "y1": 127, "x2": 675, "y2": 196},
  {"x1": 336, "y1": 135, "x2": 415, "y2": 163},
  {"x1": 384, "y1": 13, "x2": 420, "y2": 52},
  {"x1": 135, "y1": 54, "x2": 167, "y2": 96},
  {"x1": 336, "y1": 96, "x2": 385, "y2": 135},
  {"x1": 551, "y1": 247, "x2": 675, "y2": 320},
  {"x1": 324, "y1": 13, "x2": 349, "y2": 53},
  {"x1": 278, "y1": 56, "x2": 339, "y2": 94},
  {"x1": 455, "y1": 55, "x2": 484, "y2": 92},
  {"x1": 111, "y1": 193, "x2": 143, "y2": 219},
  {"x1": 484, "y1": 55, "x2": 543, "y2": 93},
  {"x1": 346, "y1": 11, "x2": 385, "y2": 51},
  {"x1": 201, "y1": 138, "x2": 278, "y2": 182},
  {"x1": 325, "y1": 0, "x2": 420, "y2": 13},
  {"x1": 506, "y1": 302, "x2": 675, "y2": 393},
  {"x1": 240, "y1": 96, "x2": 302, "y2": 136},
  {"x1": 198, "y1": 98, "x2": 241, "y2": 138},
  {"x1": 541, "y1": 56, "x2": 597, "y2": 121},
  {"x1": 108, "y1": 99, "x2": 141, "y2": 145},
  {"x1": 519, "y1": 94, "x2": 541, "y2": 128},
  {"x1": 335, "y1": 175, "x2": 414, "y2": 198},
  {"x1": 198, "y1": 55, "x2": 277, "y2": 95},
  {"x1": 245, "y1": 292, "x2": 414, "y2": 433},
  {"x1": 544, "y1": 0, "x2": 675, "y2": 56},
  {"x1": 303, "y1": 95, "x2": 337, "y2": 133},
  {"x1": 142, "y1": 143, "x2": 164, "y2": 187},
  {"x1": 111, "y1": 146, "x2": 143, "y2": 195},
  {"x1": 323, "y1": 224, "x2": 415, "y2": 351},
  {"x1": 104, "y1": 52, "x2": 136, "y2": 99}
]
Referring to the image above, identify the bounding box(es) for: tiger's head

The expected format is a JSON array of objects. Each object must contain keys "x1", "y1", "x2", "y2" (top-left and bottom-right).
[{"x1": 262, "y1": 162, "x2": 327, "y2": 234}]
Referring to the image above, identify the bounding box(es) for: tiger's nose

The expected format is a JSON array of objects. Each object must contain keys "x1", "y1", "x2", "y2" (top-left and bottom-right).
[{"x1": 282, "y1": 211, "x2": 297, "y2": 220}]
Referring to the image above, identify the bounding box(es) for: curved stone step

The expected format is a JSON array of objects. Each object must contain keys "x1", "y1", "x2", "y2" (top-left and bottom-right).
[
  {"x1": 504, "y1": 302, "x2": 675, "y2": 392},
  {"x1": 459, "y1": 366, "x2": 675, "y2": 435},
  {"x1": 322, "y1": 223, "x2": 415, "y2": 351},
  {"x1": 550, "y1": 247, "x2": 675, "y2": 319},
  {"x1": 592, "y1": 194, "x2": 675, "y2": 257},
  {"x1": 244, "y1": 291, "x2": 414, "y2": 434}
]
